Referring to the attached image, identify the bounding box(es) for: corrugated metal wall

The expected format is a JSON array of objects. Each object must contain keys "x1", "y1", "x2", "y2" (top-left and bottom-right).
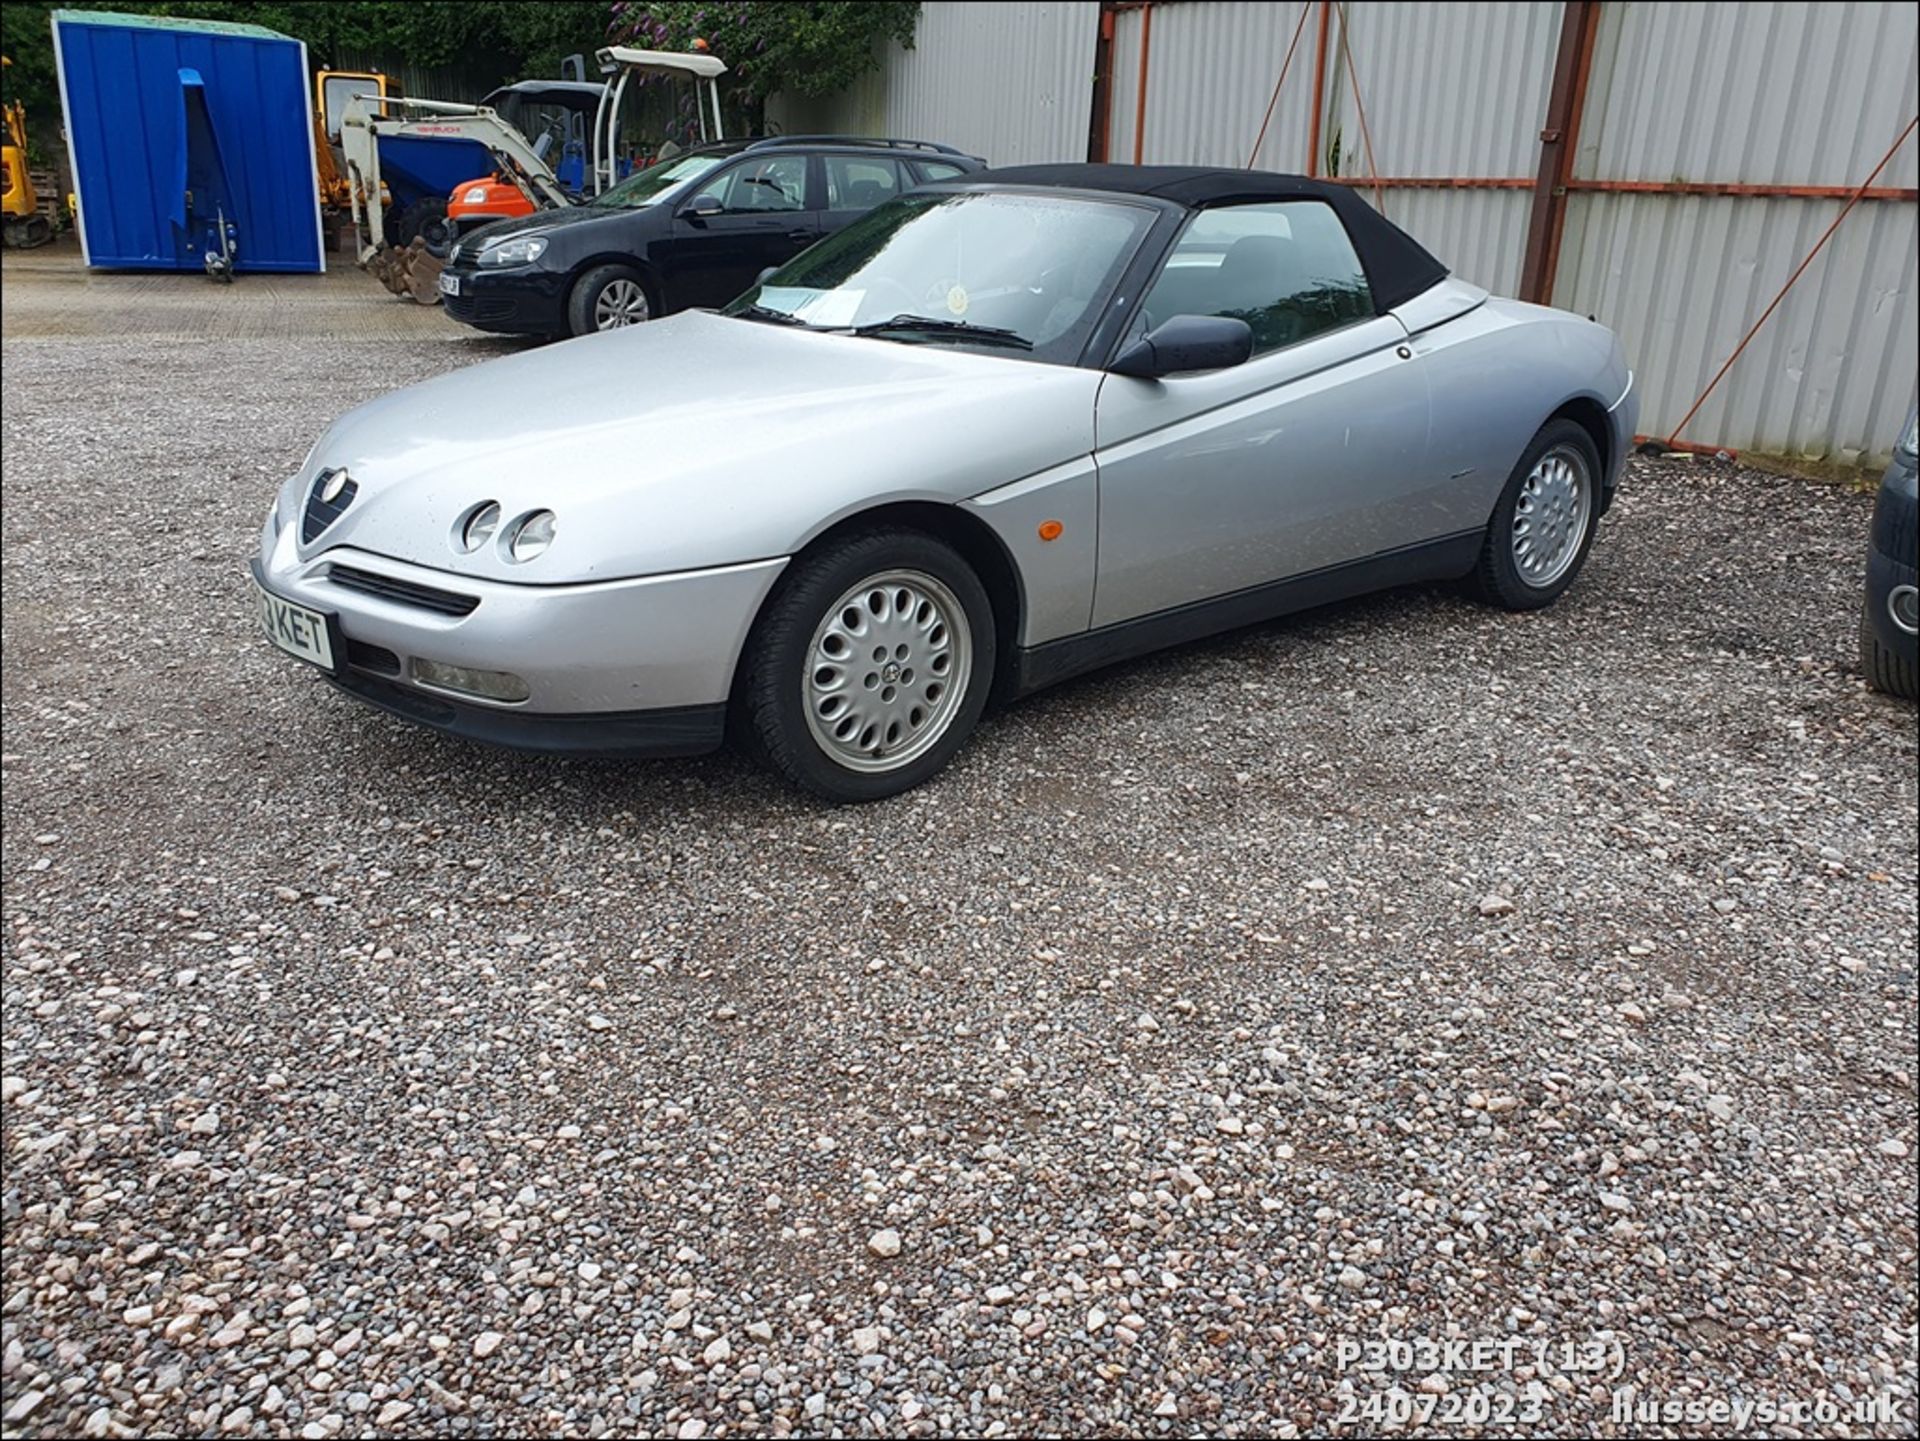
[
  {"x1": 1324, "y1": 2, "x2": 1557, "y2": 297},
  {"x1": 1106, "y1": 0, "x2": 1318, "y2": 173},
  {"x1": 791, "y1": 0, "x2": 1918, "y2": 460},
  {"x1": 1110, "y1": 1, "x2": 1557, "y2": 295},
  {"x1": 769, "y1": 2, "x2": 1098, "y2": 166},
  {"x1": 1555, "y1": 1, "x2": 1920, "y2": 461}
]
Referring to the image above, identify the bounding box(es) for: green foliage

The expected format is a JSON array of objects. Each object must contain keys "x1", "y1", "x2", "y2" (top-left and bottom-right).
[
  {"x1": 0, "y1": 2, "x2": 614, "y2": 151},
  {"x1": 614, "y1": 2, "x2": 921, "y2": 130}
]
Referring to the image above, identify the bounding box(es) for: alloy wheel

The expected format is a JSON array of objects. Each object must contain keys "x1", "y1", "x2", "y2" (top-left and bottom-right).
[
  {"x1": 802, "y1": 570, "x2": 973, "y2": 773},
  {"x1": 1512, "y1": 444, "x2": 1593, "y2": 588},
  {"x1": 594, "y1": 278, "x2": 651, "y2": 329}
]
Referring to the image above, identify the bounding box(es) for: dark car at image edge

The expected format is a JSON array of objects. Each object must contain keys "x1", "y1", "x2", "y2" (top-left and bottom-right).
[
  {"x1": 1861, "y1": 404, "x2": 1919, "y2": 699},
  {"x1": 438, "y1": 135, "x2": 985, "y2": 338}
]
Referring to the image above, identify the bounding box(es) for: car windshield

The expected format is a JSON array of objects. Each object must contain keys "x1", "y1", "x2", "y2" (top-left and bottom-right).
[
  {"x1": 724, "y1": 190, "x2": 1157, "y2": 362},
  {"x1": 589, "y1": 152, "x2": 726, "y2": 210}
]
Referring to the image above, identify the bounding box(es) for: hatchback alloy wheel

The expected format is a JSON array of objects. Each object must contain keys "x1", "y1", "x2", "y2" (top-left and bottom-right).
[{"x1": 594, "y1": 278, "x2": 651, "y2": 329}]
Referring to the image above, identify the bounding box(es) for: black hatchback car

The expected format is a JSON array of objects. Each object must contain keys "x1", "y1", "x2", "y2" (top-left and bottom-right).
[
  {"x1": 1861, "y1": 404, "x2": 1918, "y2": 699},
  {"x1": 438, "y1": 135, "x2": 984, "y2": 338}
]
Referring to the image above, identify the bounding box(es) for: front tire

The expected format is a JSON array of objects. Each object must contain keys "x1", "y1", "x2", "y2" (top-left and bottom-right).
[
  {"x1": 569, "y1": 264, "x2": 653, "y2": 335},
  {"x1": 1860, "y1": 604, "x2": 1917, "y2": 699},
  {"x1": 737, "y1": 530, "x2": 996, "y2": 802},
  {"x1": 1471, "y1": 419, "x2": 1603, "y2": 611}
]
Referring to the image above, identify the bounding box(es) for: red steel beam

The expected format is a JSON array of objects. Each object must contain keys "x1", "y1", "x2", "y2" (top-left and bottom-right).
[
  {"x1": 1569, "y1": 178, "x2": 1918, "y2": 201},
  {"x1": 1519, "y1": 0, "x2": 1599, "y2": 303},
  {"x1": 1132, "y1": 0, "x2": 1154, "y2": 165},
  {"x1": 1089, "y1": 2, "x2": 1117, "y2": 162},
  {"x1": 1536, "y1": 0, "x2": 1602, "y2": 303},
  {"x1": 1306, "y1": 1, "x2": 1331, "y2": 176},
  {"x1": 1321, "y1": 175, "x2": 1917, "y2": 200},
  {"x1": 1321, "y1": 176, "x2": 1534, "y2": 190},
  {"x1": 1634, "y1": 436, "x2": 1739, "y2": 461}
]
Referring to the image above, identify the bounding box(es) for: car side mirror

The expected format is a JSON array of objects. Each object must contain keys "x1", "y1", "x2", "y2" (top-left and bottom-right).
[
  {"x1": 1109, "y1": 314, "x2": 1254, "y2": 378},
  {"x1": 756, "y1": 265, "x2": 779, "y2": 286},
  {"x1": 679, "y1": 193, "x2": 724, "y2": 221}
]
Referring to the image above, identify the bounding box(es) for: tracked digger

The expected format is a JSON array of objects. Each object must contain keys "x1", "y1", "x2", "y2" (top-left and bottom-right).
[{"x1": 3, "y1": 55, "x2": 55, "y2": 249}]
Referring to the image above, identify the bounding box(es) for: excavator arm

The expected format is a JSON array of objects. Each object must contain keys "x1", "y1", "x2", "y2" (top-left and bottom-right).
[{"x1": 340, "y1": 95, "x2": 576, "y2": 264}]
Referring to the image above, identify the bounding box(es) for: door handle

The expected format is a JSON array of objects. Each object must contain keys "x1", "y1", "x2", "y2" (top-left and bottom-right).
[{"x1": 785, "y1": 228, "x2": 813, "y2": 242}]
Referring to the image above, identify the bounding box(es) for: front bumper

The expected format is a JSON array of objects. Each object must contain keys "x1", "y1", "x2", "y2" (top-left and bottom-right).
[
  {"x1": 439, "y1": 263, "x2": 569, "y2": 336},
  {"x1": 328, "y1": 667, "x2": 727, "y2": 758},
  {"x1": 1603, "y1": 370, "x2": 1639, "y2": 513},
  {"x1": 254, "y1": 514, "x2": 786, "y2": 757}
]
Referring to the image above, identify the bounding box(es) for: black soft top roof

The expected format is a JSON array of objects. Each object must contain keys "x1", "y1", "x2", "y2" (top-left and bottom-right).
[{"x1": 963, "y1": 163, "x2": 1449, "y2": 311}]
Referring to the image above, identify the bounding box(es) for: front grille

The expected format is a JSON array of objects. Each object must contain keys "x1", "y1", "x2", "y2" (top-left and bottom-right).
[
  {"x1": 446, "y1": 293, "x2": 518, "y2": 323},
  {"x1": 302, "y1": 469, "x2": 357, "y2": 543},
  {"x1": 344, "y1": 639, "x2": 402, "y2": 675},
  {"x1": 327, "y1": 565, "x2": 479, "y2": 617}
]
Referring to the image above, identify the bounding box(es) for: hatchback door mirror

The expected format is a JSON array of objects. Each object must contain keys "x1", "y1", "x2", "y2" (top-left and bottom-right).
[
  {"x1": 756, "y1": 265, "x2": 779, "y2": 286},
  {"x1": 679, "y1": 193, "x2": 724, "y2": 221},
  {"x1": 1109, "y1": 314, "x2": 1255, "y2": 378}
]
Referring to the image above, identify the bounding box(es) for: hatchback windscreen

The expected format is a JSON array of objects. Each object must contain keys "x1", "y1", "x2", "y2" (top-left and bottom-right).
[
  {"x1": 725, "y1": 191, "x2": 1157, "y2": 362},
  {"x1": 589, "y1": 152, "x2": 726, "y2": 209}
]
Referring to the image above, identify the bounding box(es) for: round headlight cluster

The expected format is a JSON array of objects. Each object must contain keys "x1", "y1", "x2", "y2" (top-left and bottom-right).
[
  {"x1": 506, "y1": 509, "x2": 556, "y2": 562},
  {"x1": 450, "y1": 502, "x2": 556, "y2": 563},
  {"x1": 454, "y1": 501, "x2": 500, "y2": 553}
]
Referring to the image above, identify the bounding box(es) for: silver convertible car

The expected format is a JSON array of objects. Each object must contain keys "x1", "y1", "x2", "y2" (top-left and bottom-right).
[{"x1": 253, "y1": 165, "x2": 1637, "y2": 801}]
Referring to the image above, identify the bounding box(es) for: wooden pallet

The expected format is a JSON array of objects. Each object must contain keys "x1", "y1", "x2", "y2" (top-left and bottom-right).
[{"x1": 28, "y1": 169, "x2": 62, "y2": 220}]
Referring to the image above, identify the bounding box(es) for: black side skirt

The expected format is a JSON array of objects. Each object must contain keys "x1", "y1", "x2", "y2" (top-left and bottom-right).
[
  {"x1": 328, "y1": 669, "x2": 727, "y2": 759},
  {"x1": 1012, "y1": 529, "x2": 1483, "y2": 696}
]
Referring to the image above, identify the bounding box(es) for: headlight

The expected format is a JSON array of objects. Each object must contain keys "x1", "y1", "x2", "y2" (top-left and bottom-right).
[
  {"x1": 504, "y1": 509, "x2": 556, "y2": 563},
  {"x1": 462, "y1": 186, "x2": 490, "y2": 204},
  {"x1": 453, "y1": 501, "x2": 500, "y2": 554},
  {"x1": 478, "y1": 235, "x2": 547, "y2": 268}
]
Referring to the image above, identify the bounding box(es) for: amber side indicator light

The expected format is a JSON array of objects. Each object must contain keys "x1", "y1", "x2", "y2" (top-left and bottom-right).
[{"x1": 1037, "y1": 520, "x2": 1065, "y2": 542}]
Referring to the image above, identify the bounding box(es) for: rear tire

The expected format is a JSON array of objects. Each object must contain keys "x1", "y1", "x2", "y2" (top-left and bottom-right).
[
  {"x1": 736, "y1": 529, "x2": 996, "y2": 802},
  {"x1": 568, "y1": 264, "x2": 653, "y2": 336},
  {"x1": 1860, "y1": 605, "x2": 1917, "y2": 699},
  {"x1": 395, "y1": 196, "x2": 449, "y2": 249},
  {"x1": 1471, "y1": 418, "x2": 1604, "y2": 611}
]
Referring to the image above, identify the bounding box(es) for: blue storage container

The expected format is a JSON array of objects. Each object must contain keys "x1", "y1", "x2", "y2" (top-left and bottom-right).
[{"x1": 53, "y1": 9, "x2": 323, "y2": 273}]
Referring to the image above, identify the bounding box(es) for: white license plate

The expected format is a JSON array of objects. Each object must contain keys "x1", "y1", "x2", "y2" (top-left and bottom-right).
[
  {"x1": 438, "y1": 271, "x2": 461, "y2": 297},
  {"x1": 256, "y1": 581, "x2": 336, "y2": 671}
]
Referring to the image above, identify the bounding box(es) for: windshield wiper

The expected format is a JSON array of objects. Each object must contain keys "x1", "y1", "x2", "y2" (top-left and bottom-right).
[
  {"x1": 846, "y1": 314, "x2": 1034, "y2": 350},
  {"x1": 734, "y1": 304, "x2": 815, "y2": 328}
]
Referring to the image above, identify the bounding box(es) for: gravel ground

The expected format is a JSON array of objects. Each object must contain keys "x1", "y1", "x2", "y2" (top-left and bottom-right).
[{"x1": 3, "y1": 270, "x2": 1917, "y2": 1438}]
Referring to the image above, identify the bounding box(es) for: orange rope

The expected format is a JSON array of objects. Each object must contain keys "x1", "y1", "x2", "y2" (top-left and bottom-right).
[
  {"x1": 1246, "y1": 2, "x2": 1316, "y2": 170},
  {"x1": 1335, "y1": 2, "x2": 1384, "y2": 214},
  {"x1": 1664, "y1": 114, "x2": 1919, "y2": 447}
]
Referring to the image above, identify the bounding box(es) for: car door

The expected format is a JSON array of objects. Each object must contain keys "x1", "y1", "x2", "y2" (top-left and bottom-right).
[
  {"x1": 819, "y1": 153, "x2": 906, "y2": 239},
  {"x1": 660, "y1": 153, "x2": 820, "y2": 309},
  {"x1": 1090, "y1": 200, "x2": 1435, "y2": 629}
]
